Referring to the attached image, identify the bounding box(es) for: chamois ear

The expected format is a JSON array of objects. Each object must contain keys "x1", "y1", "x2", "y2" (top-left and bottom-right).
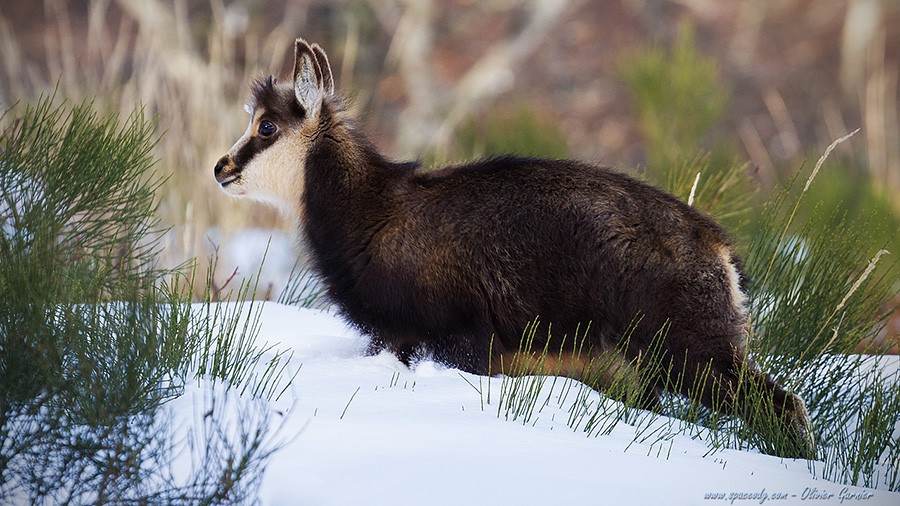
[
  {"x1": 310, "y1": 43, "x2": 335, "y2": 96},
  {"x1": 293, "y1": 38, "x2": 324, "y2": 118}
]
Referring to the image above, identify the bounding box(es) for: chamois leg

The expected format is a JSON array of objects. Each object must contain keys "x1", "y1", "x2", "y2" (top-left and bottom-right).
[
  {"x1": 735, "y1": 367, "x2": 814, "y2": 458},
  {"x1": 369, "y1": 327, "x2": 494, "y2": 374},
  {"x1": 558, "y1": 330, "x2": 666, "y2": 411},
  {"x1": 490, "y1": 343, "x2": 665, "y2": 412},
  {"x1": 666, "y1": 338, "x2": 815, "y2": 459},
  {"x1": 585, "y1": 348, "x2": 665, "y2": 412},
  {"x1": 365, "y1": 334, "x2": 420, "y2": 367},
  {"x1": 430, "y1": 332, "x2": 493, "y2": 375}
]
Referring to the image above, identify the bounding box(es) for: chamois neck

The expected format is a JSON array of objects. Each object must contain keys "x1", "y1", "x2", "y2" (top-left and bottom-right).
[
  {"x1": 309, "y1": 113, "x2": 414, "y2": 193},
  {"x1": 300, "y1": 116, "x2": 414, "y2": 295},
  {"x1": 301, "y1": 112, "x2": 414, "y2": 231}
]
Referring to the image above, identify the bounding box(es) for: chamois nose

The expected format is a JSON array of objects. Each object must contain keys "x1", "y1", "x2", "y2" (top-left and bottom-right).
[{"x1": 214, "y1": 155, "x2": 231, "y2": 178}]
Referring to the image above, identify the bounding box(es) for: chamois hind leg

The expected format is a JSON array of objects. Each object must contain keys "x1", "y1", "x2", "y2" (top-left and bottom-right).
[
  {"x1": 734, "y1": 366, "x2": 814, "y2": 458},
  {"x1": 584, "y1": 348, "x2": 665, "y2": 412},
  {"x1": 666, "y1": 336, "x2": 815, "y2": 459},
  {"x1": 490, "y1": 343, "x2": 666, "y2": 412}
]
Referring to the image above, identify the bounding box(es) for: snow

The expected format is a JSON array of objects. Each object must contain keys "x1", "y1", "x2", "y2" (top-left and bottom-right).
[
  {"x1": 204, "y1": 227, "x2": 299, "y2": 297},
  {"x1": 167, "y1": 302, "x2": 900, "y2": 505}
]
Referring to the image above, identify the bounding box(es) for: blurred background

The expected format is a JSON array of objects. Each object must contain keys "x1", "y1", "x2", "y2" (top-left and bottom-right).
[{"x1": 0, "y1": 1, "x2": 897, "y2": 326}]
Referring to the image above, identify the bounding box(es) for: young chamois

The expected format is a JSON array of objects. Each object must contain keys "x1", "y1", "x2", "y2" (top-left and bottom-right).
[{"x1": 214, "y1": 39, "x2": 814, "y2": 458}]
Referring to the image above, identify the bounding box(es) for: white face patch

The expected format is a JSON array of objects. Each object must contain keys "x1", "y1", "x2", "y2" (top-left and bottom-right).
[
  {"x1": 219, "y1": 108, "x2": 309, "y2": 221},
  {"x1": 239, "y1": 135, "x2": 308, "y2": 218}
]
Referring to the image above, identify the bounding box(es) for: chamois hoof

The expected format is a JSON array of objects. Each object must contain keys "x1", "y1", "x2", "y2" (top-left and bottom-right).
[{"x1": 779, "y1": 394, "x2": 817, "y2": 460}]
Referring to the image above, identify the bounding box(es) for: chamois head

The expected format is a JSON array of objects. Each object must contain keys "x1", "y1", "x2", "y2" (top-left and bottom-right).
[{"x1": 214, "y1": 39, "x2": 335, "y2": 215}]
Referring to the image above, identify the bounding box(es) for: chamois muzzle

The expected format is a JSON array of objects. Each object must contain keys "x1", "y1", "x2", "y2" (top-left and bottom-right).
[{"x1": 214, "y1": 155, "x2": 240, "y2": 186}]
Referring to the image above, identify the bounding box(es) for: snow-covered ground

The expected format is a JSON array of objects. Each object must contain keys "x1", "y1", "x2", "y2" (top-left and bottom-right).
[{"x1": 164, "y1": 302, "x2": 900, "y2": 505}]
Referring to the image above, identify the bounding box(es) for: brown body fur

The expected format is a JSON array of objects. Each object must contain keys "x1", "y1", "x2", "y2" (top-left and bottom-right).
[{"x1": 215, "y1": 39, "x2": 814, "y2": 458}]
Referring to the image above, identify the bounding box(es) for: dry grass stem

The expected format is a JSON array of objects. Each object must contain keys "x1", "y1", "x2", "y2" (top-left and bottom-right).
[{"x1": 760, "y1": 129, "x2": 860, "y2": 291}]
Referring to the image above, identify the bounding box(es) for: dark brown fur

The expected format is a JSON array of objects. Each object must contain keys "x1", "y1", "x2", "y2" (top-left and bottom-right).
[{"x1": 216, "y1": 39, "x2": 815, "y2": 459}]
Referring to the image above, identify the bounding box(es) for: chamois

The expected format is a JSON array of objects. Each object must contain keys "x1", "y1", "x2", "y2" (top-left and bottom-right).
[{"x1": 214, "y1": 39, "x2": 814, "y2": 458}]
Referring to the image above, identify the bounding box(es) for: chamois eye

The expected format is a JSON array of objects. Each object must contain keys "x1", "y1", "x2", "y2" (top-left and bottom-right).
[{"x1": 258, "y1": 120, "x2": 277, "y2": 137}]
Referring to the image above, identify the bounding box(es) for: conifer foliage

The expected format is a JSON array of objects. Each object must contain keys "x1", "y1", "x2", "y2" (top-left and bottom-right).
[{"x1": 0, "y1": 98, "x2": 284, "y2": 504}]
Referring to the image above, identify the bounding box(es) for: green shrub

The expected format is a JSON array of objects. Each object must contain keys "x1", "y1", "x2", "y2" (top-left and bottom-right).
[
  {"x1": 450, "y1": 103, "x2": 569, "y2": 162},
  {"x1": 0, "y1": 97, "x2": 292, "y2": 504},
  {"x1": 618, "y1": 21, "x2": 729, "y2": 174}
]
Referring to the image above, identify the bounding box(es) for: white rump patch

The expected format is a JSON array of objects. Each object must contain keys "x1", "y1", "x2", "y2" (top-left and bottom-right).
[{"x1": 717, "y1": 246, "x2": 748, "y2": 313}]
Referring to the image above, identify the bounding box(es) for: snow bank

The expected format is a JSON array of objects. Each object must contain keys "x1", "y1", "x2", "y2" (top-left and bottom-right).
[{"x1": 166, "y1": 303, "x2": 899, "y2": 505}]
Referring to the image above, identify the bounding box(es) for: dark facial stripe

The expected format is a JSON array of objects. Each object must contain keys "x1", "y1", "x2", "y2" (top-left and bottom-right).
[{"x1": 233, "y1": 130, "x2": 279, "y2": 168}]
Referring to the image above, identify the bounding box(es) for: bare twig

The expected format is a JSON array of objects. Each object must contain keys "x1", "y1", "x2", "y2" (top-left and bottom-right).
[
  {"x1": 208, "y1": 236, "x2": 239, "y2": 302},
  {"x1": 383, "y1": 0, "x2": 582, "y2": 157}
]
